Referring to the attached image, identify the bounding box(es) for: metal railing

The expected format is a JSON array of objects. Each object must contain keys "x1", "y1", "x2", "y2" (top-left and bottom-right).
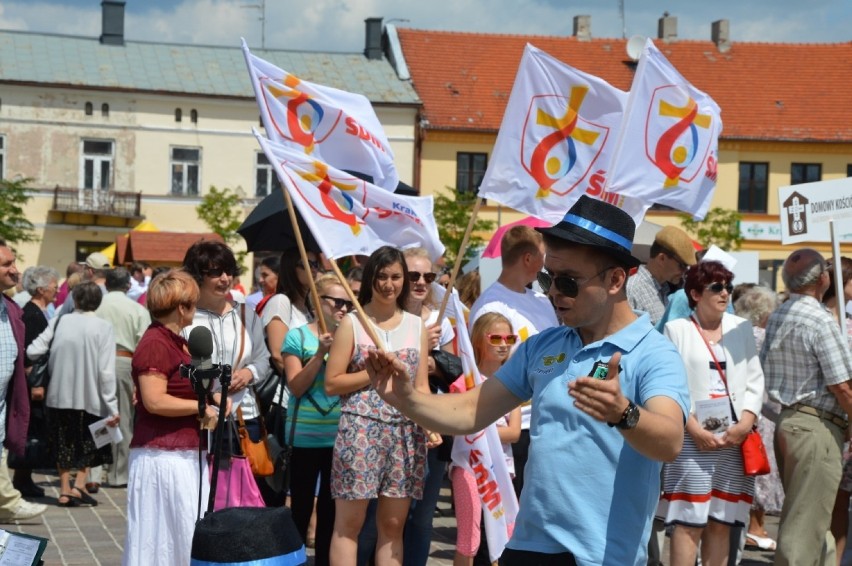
[{"x1": 51, "y1": 187, "x2": 142, "y2": 218}]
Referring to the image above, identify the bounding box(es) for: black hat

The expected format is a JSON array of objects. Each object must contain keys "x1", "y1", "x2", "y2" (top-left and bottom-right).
[
  {"x1": 191, "y1": 506, "x2": 305, "y2": 565},
  {"x1": 536, "y1": 195, "x2": 641, "y2": 268}
]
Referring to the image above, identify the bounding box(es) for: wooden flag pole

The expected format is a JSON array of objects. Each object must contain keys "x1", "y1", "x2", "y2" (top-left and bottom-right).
[
  {"x1": 279, "y1": 187, "x2": 328, "y2": 335},
  {"x1": 435, "y1": 198, "x2": 484, "y2": 323},
  {"x1": 328, "y1": 258, "x2": 388, "y2": 352}
]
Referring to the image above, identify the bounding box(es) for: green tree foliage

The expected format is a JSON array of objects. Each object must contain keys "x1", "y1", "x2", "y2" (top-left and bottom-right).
[
  {"x1": 196, "y1": 186, "x2": 247, "y2": 266},
  {"x1": 0, "y1": 178, "x2": 38, "y2": 246},
  {"x1": 679, "y1": 207, "x2": 743, "y2": 251},
  {"x1": 434, "y1": 189, "x2": 496, "y2": 267}
]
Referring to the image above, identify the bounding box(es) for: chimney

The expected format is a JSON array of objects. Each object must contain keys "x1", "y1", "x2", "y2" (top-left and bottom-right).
[
  {"x1": 573, "y1": 15, "x2": 591, "y2": 41},
  {"x1": 100, "y1": 0, "x2": 125, "y2": 46},
  {"x1": 712, "y1": 19, "x2": 731, "y2": 53},
  {"x1": 364, "y1": 17, "x2": 383, "y2": 61},
  {"x1": 657, "y1": 12, "x2": 677, "y2": 42}
]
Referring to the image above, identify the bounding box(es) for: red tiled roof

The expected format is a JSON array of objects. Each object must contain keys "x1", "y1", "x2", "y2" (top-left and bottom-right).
[
  {"x1": 398, "y1": 29, "x2": 852, "y2": 142},
  {"x1": 121, "y1": 232, "x2": 223, "y2": 264}
]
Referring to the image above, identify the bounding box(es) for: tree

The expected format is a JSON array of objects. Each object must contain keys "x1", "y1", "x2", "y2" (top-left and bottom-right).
[
  {"x1": 0, "y1": 177, "x2": 38, "y2": 246},
  {"x1": 196, "y1": 186, "x2": 247, "y2": 265},
  {"x1": 679, "y1": 207, "x2": 743, "y2": 251},
  {"x1": 433, "y1": 189, "x2": 496, "y2": 267}
]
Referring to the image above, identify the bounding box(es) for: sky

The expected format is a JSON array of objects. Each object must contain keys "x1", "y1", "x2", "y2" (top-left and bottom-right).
[{"x1": 0, "y1": 0, "x2": 849, "y2": 52}]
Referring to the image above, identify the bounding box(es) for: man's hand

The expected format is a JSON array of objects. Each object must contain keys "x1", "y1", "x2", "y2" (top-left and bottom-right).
[
  {"x1": 30, "y1": 387, "x2": 45, "y2": 402},
  {"x1": 366, "y1": 349, "x2": 413, "y2": 407},
  {"x1": 228, "y1": 368, "x2": 252, "y2": 392},
  {"x1": 568, "y1": 352, "x2": 629, "y2": 423}
]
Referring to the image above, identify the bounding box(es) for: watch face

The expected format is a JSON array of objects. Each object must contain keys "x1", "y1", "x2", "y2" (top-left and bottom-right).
[{"x1": 620, "y1": 403, "x2": 640, "y2": 429}]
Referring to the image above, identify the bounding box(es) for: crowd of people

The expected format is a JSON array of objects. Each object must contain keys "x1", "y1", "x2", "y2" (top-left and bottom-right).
[{"x1": 1, "y1": 192, "x2": 852, "y2": 565}]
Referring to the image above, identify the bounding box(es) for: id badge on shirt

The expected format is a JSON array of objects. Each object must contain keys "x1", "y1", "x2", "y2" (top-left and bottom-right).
[{"x1": 694, "y1": 397, "x2": 733, "y2": 437}]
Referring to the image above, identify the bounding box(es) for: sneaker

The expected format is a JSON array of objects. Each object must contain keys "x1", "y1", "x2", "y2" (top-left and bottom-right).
[{"x1": 0, "y1": 500, "x2": 47, "y2": 523}]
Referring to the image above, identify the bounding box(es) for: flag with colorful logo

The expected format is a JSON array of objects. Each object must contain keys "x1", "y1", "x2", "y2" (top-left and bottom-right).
[
  {"x1": 255, "y1": 132, "x2": 443, "y2": 261},
  {"x1": 242, "y1": 39, "x2": 400, "y2": 191},
  {"x1": 431, "y1": 285, "x2": 518, "y2": 562},
  {"x1": 605, "y1": 38, "x2": 722, "y2": 219},
  {"x1": 478, "y1": 43, "x2": 648, "y2": 224}
]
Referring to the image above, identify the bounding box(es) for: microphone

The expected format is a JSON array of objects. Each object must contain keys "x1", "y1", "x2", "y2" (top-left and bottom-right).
[{"x1": 188, "y1": 326, "x2": 215, "y2": 371}]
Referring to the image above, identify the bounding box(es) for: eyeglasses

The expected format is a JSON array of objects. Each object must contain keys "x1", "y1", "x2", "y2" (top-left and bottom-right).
[
  {"x1": 408, "y1": 271, "x2": 437, "y2": 284},
  {"x1": 321, "y1": 295, "x2": 353, "y2": 311},
  {"x1": 537, "y1": 266, "x2": 615, "y2": 298},
  {"x1": 705, "y1": 282, "x2": 734, "y2": 294},
  {"x1": 202, "y1": 267, "x2": 232, "y2": 278},
  {"x1": 297, "y1": 259, "x2": 321, "y2": 271},
  {"x1": 665, "y1": 252, "x2": 688, "y2": 271},
  {"x1": 487, "y1": 333, "x2": 518, "y2": 346}
]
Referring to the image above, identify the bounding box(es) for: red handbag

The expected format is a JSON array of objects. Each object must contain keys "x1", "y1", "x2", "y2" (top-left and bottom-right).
[{"x1": 740, "y1": 427, "x2": 771, "y2": 476}]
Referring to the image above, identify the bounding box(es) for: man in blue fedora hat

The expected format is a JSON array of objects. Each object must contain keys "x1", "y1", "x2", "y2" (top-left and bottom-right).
[{"x1": 367, "y1": 195, "x2": 690, "y2": 565}]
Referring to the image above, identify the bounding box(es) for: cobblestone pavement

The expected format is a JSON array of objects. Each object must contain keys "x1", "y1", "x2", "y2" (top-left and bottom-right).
[{"x1": 7, "y1": 470, "x2": 779, "y2": 565}]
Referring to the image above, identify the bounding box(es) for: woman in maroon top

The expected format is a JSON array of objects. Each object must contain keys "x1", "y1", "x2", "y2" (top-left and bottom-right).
[{"x1": 122, "y1": 270, "x2": 222, "y2": 566}]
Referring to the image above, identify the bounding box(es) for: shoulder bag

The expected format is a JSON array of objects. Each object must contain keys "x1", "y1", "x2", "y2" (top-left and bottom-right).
[
  {"x1": 28, "y1": 314, "x2": 64, "y2": 389},
  {"x1": 691, "y1": 316, "x2": 770, "y2": 476}
]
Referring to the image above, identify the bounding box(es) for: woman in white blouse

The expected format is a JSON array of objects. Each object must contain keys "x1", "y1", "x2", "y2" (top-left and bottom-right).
[{"x1": 656, "y1": 260, "x2": 765, "y2": 566}]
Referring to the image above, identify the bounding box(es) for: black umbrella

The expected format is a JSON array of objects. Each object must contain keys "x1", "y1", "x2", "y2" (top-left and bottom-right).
[{"x1": 237, "y1": 189, "x2": 320, "y2": 253}]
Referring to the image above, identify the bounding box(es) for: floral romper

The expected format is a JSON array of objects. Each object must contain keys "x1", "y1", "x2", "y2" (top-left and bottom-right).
[{"x1": 331, "y1": 311, "x2": 427, "y2": 500}]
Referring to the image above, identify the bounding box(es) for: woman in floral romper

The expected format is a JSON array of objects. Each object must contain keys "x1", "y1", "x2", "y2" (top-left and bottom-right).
[{"x1": 326, "y1": 246, "x2": 430, "y2": 566}]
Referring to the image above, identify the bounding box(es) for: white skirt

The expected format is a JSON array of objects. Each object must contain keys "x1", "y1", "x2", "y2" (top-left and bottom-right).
[{"x1": 122, "y1": 447, "x2": 209, "y2": 566}]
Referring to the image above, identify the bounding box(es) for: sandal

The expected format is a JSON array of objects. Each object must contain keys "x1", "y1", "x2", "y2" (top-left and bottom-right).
[
  {"x1": 58, "y1": 494, "x2": 80, "y2": 507},
  {"x1": 70, "y1": 488, "x2": 98, "y2": 507},
  {"x1": 746, "y1": 534, "x2": 776, "y2": 551}
]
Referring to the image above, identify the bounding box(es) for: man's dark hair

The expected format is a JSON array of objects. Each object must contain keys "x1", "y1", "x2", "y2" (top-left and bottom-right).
[
  {"x1": 72, "y1": 281, "x2": 103, "y2": 312},
  {"x1": 105, "y1": 267, "x2": 132, "y2": 292}
]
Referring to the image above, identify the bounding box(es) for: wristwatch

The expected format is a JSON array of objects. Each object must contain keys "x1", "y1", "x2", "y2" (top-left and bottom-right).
[{"x1": 608, "y1": 400, "x2": 640, "y2": 430}]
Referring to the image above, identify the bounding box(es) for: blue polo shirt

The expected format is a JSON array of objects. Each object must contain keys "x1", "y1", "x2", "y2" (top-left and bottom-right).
[{"x1": 495, "y1": 312, "x2": 689, "y2": 565}]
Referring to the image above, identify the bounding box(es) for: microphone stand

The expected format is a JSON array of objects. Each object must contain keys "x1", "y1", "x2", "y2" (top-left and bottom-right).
[{"x1": 206, "y1": 364, "x2": 232, "y2": 516}]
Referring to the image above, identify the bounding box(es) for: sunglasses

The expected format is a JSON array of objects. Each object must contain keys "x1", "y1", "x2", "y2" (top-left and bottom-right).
[
  {"x1": 537, "y1": 266, "x2": 615, "y2": 298},
  {"x1": 666, "y1": 252, "x2": 688, "y2": 271},
  {"x1": 408, "y1": 271, "x2": 437, "y2": 284},
  {"x1": 321, "y1": 295, "x2": 353, "y2": 311},
  {"x1": 202, "y1": 267, "x2": 233, "y2": 278},
  {"x1": 297, "y1": 259, "x2": 321, "y2": 271},
  {"x1": 487, "y1": 333, "x2": 518, "y2": 346},
  {"x1": 705, "y1": 282, "x2": 734, "y2": 294}
]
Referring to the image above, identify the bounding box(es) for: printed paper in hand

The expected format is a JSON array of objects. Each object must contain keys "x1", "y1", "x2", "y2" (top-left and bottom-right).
[
  {"x1": 88, "y1": 417, "x2": 123, "y2": 449},
  {"x1": 695, "y1": 397, "x2": 733, "y2": 437}
]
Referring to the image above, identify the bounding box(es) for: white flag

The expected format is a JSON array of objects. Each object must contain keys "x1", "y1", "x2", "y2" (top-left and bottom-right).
[
  {"x1": 478, "y1": 44, "x2": 647, "y2": 223},
  {"x1": 255, "y1": 133, "x2": 443, "y2": 261},
  {"x1": 606, "y1": 39, "x2": 722, "y2": 220},
  {"x1": 432, "y1": 285, "x2": 518, "y2": 562},
  {"x1": 243, "y1": 39, "x2": 400, "y2": 191}
]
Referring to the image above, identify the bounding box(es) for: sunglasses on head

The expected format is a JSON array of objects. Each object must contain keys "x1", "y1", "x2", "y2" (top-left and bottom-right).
[
  {"x1": 202, "y1": 267, "x2": 233, "y2": 278},
  {"x1": 537, "y1": 266, "x2": 615, "y2": 298},
  {"x1": 408, "y1": 271, "x2": 437, "y2": 284},
  {"x1": 705, "y1": 282, "x2": 734, "y2": 294},
  {"x1": 487, "y1": 333, "x2": 518, "y2": 346},
  {"x1": 321, "y1": 295, "x2": 353, "y2": 311},
  {"x1": 297, "y1": 259, "x2": 321, "y2": 271}
]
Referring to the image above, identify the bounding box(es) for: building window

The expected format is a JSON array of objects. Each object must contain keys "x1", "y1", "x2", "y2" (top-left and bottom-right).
[
  {"x1": 171, "y1": 147, "x2": 200, "y2": 196},
  {"x1": 791, "y1": 163, "x2": 821, "y2": 185},
  {"x1": 81, "y1": 139, "x2": 114, "y2": 191},
  {"x1": 85, "y1": 102, "x2": 93, "y2": 116},
  {"x1": 738, "y1": 162, "x2": 769, "y2": 213},
  {"x1": 847, "y1": 164, "x2": 852, "y2": 177},
  {"x1": 0, "y1": 135, "x2": 5, "y2": 180},
  {"x1": 101, "y1": 103, "x2": 109, "y2": 118},
  {"x1": 191, "y1": 109, "x2": 198, "y2": 124},
  {"x1": 255, "y1": 152, "x2": 281, "y2": 197},
  {"x1": 175, "y1": 108, "x2": 182, "y2": 122},
  {"x1": 456, "y1": 152, "x2": 488, "y2": 198}
]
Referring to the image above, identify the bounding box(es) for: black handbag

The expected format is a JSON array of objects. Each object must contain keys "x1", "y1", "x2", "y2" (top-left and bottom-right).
[
  {"x1": 255, "y1": 371, "x2": 283, "y2": 416},
  {"x1": 27, "y1": 315, "x2": 64, "y2": 389},
  {"x1": 428, "y1": 349, "x2": 463, "y2": 393}
]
